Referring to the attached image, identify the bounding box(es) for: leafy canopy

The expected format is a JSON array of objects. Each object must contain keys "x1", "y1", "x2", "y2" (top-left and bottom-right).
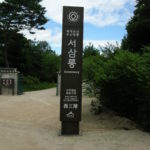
[
  {"x1": 123, "y1": 0, "x2": 150, "y2": 52},
  {"x1": 0, "y1": 0, "x2": 48, "y2": 32}
]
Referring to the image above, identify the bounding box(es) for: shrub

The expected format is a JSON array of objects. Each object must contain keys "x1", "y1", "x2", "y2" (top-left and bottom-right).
[
  {"x1": 23, "y1": 76, "x2": 56, "y2": 91},
  {"x1": 23, "y1": 76, "x2": 40, "y2": 85},
  {"x1": 83, "y1": 55, "x2": 106, "y2": 96},
  {"x1": 83, "y1": 50, "x2": 150, "y2": 130}
]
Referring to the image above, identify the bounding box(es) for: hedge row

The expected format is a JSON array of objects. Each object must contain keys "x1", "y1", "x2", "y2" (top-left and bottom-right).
[{"x1": 83, "y1": 48, "x2": 150, "y2": 130}]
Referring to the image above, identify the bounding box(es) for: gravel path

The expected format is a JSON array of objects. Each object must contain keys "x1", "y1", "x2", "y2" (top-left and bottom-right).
[{"x1": 0, "y1": 88, "x2": 150, "y2": 150}]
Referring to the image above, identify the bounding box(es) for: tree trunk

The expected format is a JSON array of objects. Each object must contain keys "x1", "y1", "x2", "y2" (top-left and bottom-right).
[
  {"x1": 4, "y1": 47, "x2": 9, "y2": 67},
  {"x1": 4, "y1": 30, "x2": 9, "y2": 68}
]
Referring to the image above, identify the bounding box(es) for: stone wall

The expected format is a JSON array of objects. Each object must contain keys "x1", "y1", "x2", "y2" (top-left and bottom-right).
[{"x1": 0, "y1": 68, "x2": 19, "y2": 95}]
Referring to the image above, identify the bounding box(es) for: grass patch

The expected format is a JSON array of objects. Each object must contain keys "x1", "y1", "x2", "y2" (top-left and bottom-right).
[{"x1": 24, "y1": 82, "x2": 56, "y2": 92}]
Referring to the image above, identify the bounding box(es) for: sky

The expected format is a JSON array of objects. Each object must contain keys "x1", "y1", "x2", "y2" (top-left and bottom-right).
[{"x1": 0, "y1": 0, "x2": 136, "y2": 54}]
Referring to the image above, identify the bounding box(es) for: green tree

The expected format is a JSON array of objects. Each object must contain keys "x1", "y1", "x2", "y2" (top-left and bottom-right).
[
  {"x1": 36, "y1": 41, "x2": 53, "y2": 52},
  {"x1": 83, "y1": 48, "x2": 150, "y2": 129},
  {"x1": 83, "y1": 44, "x2": 99, "y2": 58},
  {"x1": 42, "y1": 51, "x2": 61, "y2": 82},
  {"x1": 0, "y1": 30, "x2": 27, "y2": 68},
  {"x1": 121, "y1": 35, "x2": 129, "y2": 50},
  {"x1": 100, "y1": 42, "x2": 120, "y2": 58},
  {"x1": 22, "y1": 40, "x2": 45, "y2": 78},
  {"x1": 124, "y1": 0, "x2": 150, "y2": 52},
  {"x1": 22, "y1": 40, "x2": 60, "y2": 82},
  {"x1": 0, "y1": 0, "x2": 48, "y2": 67}
]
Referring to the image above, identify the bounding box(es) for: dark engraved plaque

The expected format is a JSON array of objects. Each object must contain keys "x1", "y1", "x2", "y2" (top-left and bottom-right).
[{"x1": 60, "y1": 6, "x2": 84, "y2": 135}]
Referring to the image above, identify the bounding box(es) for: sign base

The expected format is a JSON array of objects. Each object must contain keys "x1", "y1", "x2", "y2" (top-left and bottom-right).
[{"x1": 61, "y1": 122, "x2": 79, "y2": 135}]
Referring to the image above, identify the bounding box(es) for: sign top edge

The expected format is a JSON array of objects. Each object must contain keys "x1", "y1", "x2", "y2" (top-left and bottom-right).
[{"x1": 63, "y1": 6, "x2": 84, "y2": 9}]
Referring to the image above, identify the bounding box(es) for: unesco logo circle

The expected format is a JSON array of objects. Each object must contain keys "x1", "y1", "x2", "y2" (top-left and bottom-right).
[{"x1": 68, "y1": 11, "x2": 79, "y2": 23}]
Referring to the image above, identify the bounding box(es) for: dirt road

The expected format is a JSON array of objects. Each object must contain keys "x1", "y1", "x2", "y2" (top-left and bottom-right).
[{"x1": 0, "y1": 88, "x2": 150, "y2": 150}]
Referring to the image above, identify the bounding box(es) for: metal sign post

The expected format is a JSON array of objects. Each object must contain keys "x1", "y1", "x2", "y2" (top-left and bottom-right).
[{"x1": 60, "y1": 6, "x2": 84, "y2": 135}]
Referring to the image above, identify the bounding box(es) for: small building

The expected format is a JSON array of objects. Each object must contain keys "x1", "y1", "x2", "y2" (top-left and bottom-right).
[{"x1": 0, "y1": 68, "x2": 23, "y2": 95}]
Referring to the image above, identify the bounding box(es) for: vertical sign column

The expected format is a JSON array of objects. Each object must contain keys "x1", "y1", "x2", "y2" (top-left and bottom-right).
[{"x1": 60, "y1": 6, "x2": 84, "y2": 135}]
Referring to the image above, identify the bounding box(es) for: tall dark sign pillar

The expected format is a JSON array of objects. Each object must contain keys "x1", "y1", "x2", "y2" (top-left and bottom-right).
[{"x1": 60, "y1": 6, "x2": 84, "y2": 135}]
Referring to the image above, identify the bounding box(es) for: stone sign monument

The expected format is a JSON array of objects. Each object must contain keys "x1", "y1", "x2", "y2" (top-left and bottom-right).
[{"x1": 60, "y1": 6, "x2": 84, "y2": 135}]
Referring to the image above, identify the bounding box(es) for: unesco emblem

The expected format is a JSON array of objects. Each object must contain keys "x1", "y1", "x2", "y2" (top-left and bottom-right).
[{"x1": 68, "y1": 11, "x2": 79, "y2": 23}]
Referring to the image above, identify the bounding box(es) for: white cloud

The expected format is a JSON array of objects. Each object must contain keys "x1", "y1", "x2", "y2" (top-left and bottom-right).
[
  {"x1": 21, "y1": 29, "x2": 120, "y2": 54},
  {"x1": 84, "y1": 40, "x2": 120, "y2": 48},
  {"x1": 20, "y1": 28, "x2": 62, "y2": 48},
  {"x1": 0, "y1": 0, "x2": 136, "y2": 26},
  {"x1": 41, "y1": 0, "x2": 136, "y2": 27},
  {"x1": 0, "y1": 0, "x2": 4, "y2": 2}
]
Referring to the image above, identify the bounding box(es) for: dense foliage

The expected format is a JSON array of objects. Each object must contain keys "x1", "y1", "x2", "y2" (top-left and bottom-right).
[
  {"x1": 83, "y1": 45, "x2": 150, "y2": 130},
  {"x1": 122, "y1": 0, "x2": 150, "y2": 52},
  {"x1": 0, "y1": 0, "x2": 48, "y2": 67},
  {"x1": 83, "y1": 44, "x2": 99, "y2": 58},
  {"x1": 0, "y1": 35, "x2": 61, "y2": 83},
  {"x1": 23, "y1": 40, "x2": 61, "y2": 82},
  {"x1": 23, "y1": 76, "x2": 56, "y2": 91}
]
